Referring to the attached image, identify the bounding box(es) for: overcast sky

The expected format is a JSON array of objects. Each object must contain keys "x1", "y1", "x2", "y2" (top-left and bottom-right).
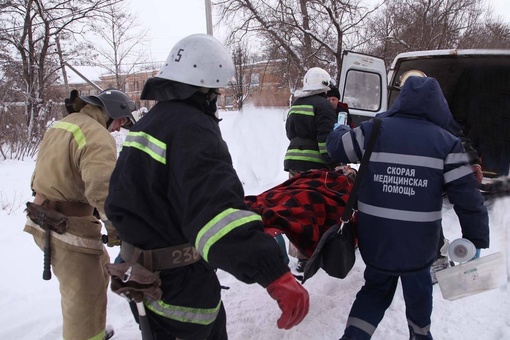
[
  {"x1": 129, "y1": 0, "x2": 208, "y2": 64},
  {"x1": 69, "y1": 0, "x2": 510, "y2": 82},
  {"x1": 129, "y1": 0, "x2": 510, "y2": 64}
]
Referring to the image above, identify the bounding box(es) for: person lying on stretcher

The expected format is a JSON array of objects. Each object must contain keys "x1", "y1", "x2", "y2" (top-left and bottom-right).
[{"x1": 244, "y1": 168, "x2": 357, "y2": 258}]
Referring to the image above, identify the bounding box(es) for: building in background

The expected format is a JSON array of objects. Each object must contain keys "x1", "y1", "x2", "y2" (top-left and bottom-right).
[{"x1": 61, "y1": 59, "x2": 292, "y2": 116}]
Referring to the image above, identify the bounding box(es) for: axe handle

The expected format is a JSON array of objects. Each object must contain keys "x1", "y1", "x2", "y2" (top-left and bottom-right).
[
  {"x1": 136, "y1": 302, "x2": 154, "y2": 340},
  {"x1": 43, "y1": 228, "x2": 52, "y2": 280}
]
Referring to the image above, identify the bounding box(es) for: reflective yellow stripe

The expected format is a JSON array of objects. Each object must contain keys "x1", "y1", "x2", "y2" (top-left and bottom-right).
[
  {"x1": 25, "y1": 219, "x2": 103, "y2": 251},
  {"x1": 284, "y1": 149, "x2": 326, "y2": 164},
  {"x1": 89, "y1": 331, "x2": 106, "y2": 340},
  {"x1": 52, "y1": 121, "x2": 86, "y2": 149},
  {"x1": 146, "y1": 299, "x2": 222, "y2": 325},
  {"x1": 288, "y1": 104, "x2": 315, "y2": 116},
  {"x1": 195, "y1": 208, "x2": 262, "y2": 261},
  {"x1": 318, "y1": 141, "x2": 327, "y2": 154},
  {"x1": 123, "y1": 131, "x2": 167, "y2": 164}
]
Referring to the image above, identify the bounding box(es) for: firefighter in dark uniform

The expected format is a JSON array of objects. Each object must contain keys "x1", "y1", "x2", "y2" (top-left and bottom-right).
[
  {"x1": 284, "y1": 67, "x2": 338, "y2": 176},
  {"x1": 283, "y1": 67, "x2": 339, "y2": 272},
  {"x1": 105, "y1": 34, "x2": 309, "y2": 340}
]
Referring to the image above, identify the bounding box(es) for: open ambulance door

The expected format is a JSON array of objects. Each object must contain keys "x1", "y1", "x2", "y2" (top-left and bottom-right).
[{"x1": 337, "y1": 51, "x2": 388, "y2": 127}]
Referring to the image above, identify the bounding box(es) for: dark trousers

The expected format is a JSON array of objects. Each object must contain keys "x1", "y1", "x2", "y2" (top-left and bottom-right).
[
  {"x1": 129, "y1": 300, "x2": 228, "y2": 340},
  {"x1": 436, "y1": 229, "x2": 445, "y2": 258},
  {"x1": 342, "y1": 267, "x2": 433, "y2": 340}
]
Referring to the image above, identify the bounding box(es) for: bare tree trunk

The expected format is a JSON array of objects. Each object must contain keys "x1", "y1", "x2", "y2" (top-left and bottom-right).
[{"x1": 0, "y1": 145, "x2": 6, "y2": 161}]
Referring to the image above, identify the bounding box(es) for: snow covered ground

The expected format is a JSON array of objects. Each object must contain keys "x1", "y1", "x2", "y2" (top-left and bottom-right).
[{"x1": 1, "y1": 107, "x2": 508, "y2": 339}]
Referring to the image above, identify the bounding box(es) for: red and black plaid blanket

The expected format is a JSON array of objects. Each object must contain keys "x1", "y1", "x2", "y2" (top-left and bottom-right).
[{"x1": 244, "y1": 170, "x2": 353, "y2": 257}]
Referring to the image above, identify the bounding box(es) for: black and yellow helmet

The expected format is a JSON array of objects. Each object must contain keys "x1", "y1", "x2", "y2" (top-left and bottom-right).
[{"x1": 81, "y1": 89, "x2": 136, "y2": 128}]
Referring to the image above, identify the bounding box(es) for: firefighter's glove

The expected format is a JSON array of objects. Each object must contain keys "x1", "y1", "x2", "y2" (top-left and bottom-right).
[
  {"x1": 472, "y1": 164, "x2": 483, "y2": 184},
  {"x1": 266, "y1": 272, "x2": 309, "y2": 330},
  {"x1": 103, "y1": 222, "x2": 121, "y2": 247}
]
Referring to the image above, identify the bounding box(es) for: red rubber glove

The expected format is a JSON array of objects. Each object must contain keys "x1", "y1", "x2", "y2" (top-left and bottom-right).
[{"x1": 266, "y1": 272, "x2": 309, "y2": 329}]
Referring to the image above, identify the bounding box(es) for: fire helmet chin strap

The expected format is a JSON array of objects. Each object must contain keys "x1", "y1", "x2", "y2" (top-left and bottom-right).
[{"x1": 106, "y1": 117, "x2": 114, "y2": 130}]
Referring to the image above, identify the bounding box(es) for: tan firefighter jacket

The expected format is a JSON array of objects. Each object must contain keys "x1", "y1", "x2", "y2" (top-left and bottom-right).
[{"x1": 24, "y1": 104, "x2": 117, "y2": 254}]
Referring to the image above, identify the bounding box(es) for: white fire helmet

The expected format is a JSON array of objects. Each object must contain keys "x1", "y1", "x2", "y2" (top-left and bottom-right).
[
  {"x1": 302, "y1": 67, "x2": 332, "y2": 92},
  {"x1": 156, "y1": 34, "x2": 235, "y2": 88}
]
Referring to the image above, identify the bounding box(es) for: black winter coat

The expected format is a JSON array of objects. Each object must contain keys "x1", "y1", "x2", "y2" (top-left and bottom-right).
[
  {"x1": 106, "y1": 97, "x2": 288, "y2": 337},
  {"x1": 284, "y1": 93, "x2": 338, "y2": 172}
]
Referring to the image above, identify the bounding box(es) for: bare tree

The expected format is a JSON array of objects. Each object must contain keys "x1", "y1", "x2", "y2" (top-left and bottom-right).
[
  {"x1": 214, "y1": 0, "x2": 383, "y2": 88},
  {"x1": 0, "y1": 58, "x2": 27, "y2": 160},
  {"x1": 458, "y1": 18, "x2": 510, "y2": 49},
  {"x1": 84, "y1": 0, "x2": 149, "y2": 90},
  {"x1": 363, "y1": 0, "x2": 510, "y2": 64},
  {"x1": 229, "y1": 43, "x2": 257, "y2": 110},
  {"x1": 0, "y1": 0, "x2": 116, "y2": 158}
]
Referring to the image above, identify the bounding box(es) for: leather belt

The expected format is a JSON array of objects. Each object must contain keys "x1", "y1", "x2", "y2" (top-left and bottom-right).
[
  {"x1": 120, "y1": 241, "x2": 202, "y2": 271},
  {"x1": 34, "y1": 193, "x2": 94, "y2": 217}
]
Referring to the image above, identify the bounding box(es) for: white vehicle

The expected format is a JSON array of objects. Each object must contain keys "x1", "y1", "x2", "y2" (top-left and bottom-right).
[{"x1": 337, "y1": 49, "x2": 510, "y2": 178}]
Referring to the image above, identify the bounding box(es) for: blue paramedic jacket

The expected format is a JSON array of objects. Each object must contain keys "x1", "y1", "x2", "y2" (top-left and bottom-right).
[{"x1": 326, "y1": 76, "x2": 489, "y2": 274}]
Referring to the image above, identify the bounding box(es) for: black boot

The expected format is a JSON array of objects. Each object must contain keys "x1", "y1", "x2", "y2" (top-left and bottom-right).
[{"x1": 105, "y1": 325, "x2": 115, "y2": 340}]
